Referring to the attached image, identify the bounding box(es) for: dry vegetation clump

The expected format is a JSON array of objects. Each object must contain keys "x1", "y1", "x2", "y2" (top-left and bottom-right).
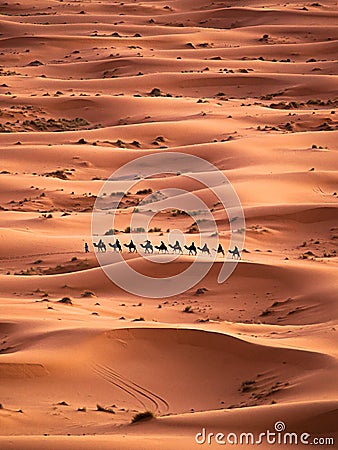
[{"x1": 131, "y1": 411, "x2": 154, "y2": 423}]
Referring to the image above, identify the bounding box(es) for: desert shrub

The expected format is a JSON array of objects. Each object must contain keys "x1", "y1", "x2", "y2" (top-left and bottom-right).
[
  {"x1": 136, "y1": 188, "x2": 152, "y2": 195},
  {"x1": 240, "y1": 380, "x2": 256, "y2": 392},
  {"x1": 131, "y1": 411, "x2": 154, "y2": 423},
  {"x1": 58, "y1": 297, "x2": 72, "y2": 305},
  {"x1": 149, "y1": 87, "x2": 161, "y2": 96},
  {"x1": 149, "y1": 227, "x2": 161, "y2": 232},
  {"x1": 105, "y1": 228, "x2": 116, "y2": 235},
  {"x1": 132, "y1": 227, "x2": 145, "y2": 233},
  {"x1": 81, "y1": 291, "x2": 95, "y2": 298}
]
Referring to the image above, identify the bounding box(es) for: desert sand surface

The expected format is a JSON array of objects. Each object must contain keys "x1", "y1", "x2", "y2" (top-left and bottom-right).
[{"x1": 0, "y1": 0, "x2": 337, "y2": 449}]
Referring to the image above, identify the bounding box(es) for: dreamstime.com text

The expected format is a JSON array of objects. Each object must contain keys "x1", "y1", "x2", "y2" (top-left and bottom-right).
[{"x1": 195, "y1": 421, "x2": 335, "y2": 446}]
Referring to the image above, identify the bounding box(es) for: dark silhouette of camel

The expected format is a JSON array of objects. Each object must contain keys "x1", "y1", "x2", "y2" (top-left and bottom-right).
[
  {"x1": 109, "y1": 239, "x2": 122, "y2": 252},
  {"x1": 228, "y1": 245, "x2": 240, "y2": 259},
  {"x1": 213, "y1": 244, "x2": 225, "y2": 256},
  {"x1": 184, "y1": 242, "x2": 197, "y2": 256},
  {"x1": 94, "y1": 239, "x2": 106, "y2": 252},
  {"x1": 140, "y1": 240, "x2": 153, "y2": 254},
  {"x1": 124, "y1": 240, "x2": 137, "y2": 253},
  {"x1": 155, "y1": 241, "x2": 169, "y2": 253},
  {"x1": 198, "y1": 243, "x2": 211, "y2": 255},
  {"x1": 169, "y1": 240, "x2": 183, "y2": 254}
]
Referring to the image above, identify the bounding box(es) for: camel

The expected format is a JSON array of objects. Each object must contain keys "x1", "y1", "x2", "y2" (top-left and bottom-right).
[
  {"x1": 213, "y1": 244, "x2": 225, "y2": 256},
  {"x1": 109, "y1": 239, "x2": 122, "y2": 252},
  {"x1": 140, "y1": 240, "x2": 154, "y2": 254},
  {"x1": 93, "y1": 239, "x2": 106, "y2": 252},
  {"x1": 124, "y1": 240, "x2": 137, "y2": 253},
  {"x1": 169, "y1": 240, "x2": 183, "y2": 254},
  {"x1": 228, "y1": 245, "x2": 241, "y2": 259},
  {"x1": 155, "y1": 241, "x2": 169, "y2": 253},
  {"x1": 198, "y1": 243, "x2": 211, "y2": 255},
  {"x1": 184, "y1": 242, "x2": 197, "y2": 256}
]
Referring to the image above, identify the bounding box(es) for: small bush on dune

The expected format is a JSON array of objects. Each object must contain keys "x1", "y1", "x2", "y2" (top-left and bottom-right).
[
  {"x1": 149, "y1": 87, "x2": 161, "y2": 97},
  {"x1": 81, "y1": 290, "x2": 95, "y2": 298},
  {"x1": 240, "y1": 380, "x2": 256, "y2": 392},
  {"x1": 58, "y1": 297, "x2": 72, "y2": 305},
  {"x1": 131, "y1": 411, "x2": 154, "y2": 423}
]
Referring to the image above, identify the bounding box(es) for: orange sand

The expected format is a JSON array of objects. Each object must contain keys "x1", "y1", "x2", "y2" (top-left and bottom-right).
[{"x1": 0, "y1": 0, "x2": 337, "y2": 448}]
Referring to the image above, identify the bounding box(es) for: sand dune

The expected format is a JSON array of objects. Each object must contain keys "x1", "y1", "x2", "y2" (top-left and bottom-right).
[
  {"x1": 0, "y1": 324, "x2": 336, "y2": 428},
  {"x1": 0, "y1": 0, "x2": 337, "y2": 448}
]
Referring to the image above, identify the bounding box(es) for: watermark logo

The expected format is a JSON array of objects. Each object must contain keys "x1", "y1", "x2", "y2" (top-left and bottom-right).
[
  {"x1": 274, "y1": 421, "x2": 286, "y2": 432},
  {"x1": 91, "y1": 152, "x2": 245, "y2": 298},
  {"x1": 195, "y1": 421, "x2": 335, "y2": 446}
]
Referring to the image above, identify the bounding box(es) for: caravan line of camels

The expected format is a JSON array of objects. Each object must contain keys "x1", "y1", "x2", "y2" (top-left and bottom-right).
[{"x1": 93, "y1": 239, "x2": 241, "y2": 259}]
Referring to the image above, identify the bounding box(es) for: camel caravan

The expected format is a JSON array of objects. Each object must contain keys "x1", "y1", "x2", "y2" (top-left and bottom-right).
[{"x1": 90, "y1": 239, "x2": 241, "y2": 259}]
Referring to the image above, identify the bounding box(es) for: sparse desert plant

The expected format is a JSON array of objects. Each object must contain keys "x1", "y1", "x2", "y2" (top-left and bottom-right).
[
  {"x1": 136, "y1": 188, "x2": 152, "y2": 195},
  {"x1": 110, "y1": 191, "x2": 125, "y2": 196},
  {"x1": 105, "y1": 228, "x2": 117, "y2": 235},
  {"x1": 58, "y1": 297, "x2": 72, "y2": 305},
  {"x1": 259, "y1": 34, "x2": 269, "y2": 42},
  {"x1": 81, "y1": 291, "x2": 95, "y2": 298},
  {"x1": 131, "y1": 411, "x2": 154, "y2": 423},
  {"x1": 149, "y1": 227, "x2": 161, "y2": 233},
  {"x1": 240, "y1": 380, "x2": 256, "y2": 392},
  {"x1": 194, "y1": 288, "x2": 207, "y2": 295},
  {"x1": 132, "y1": 227, "x2": 145, "y2": 233},
  {"x1": 149, "y1": 87, "x2": 161, "y2": 97},
  {"x1": 27, "y1": 60, "x2": 43, "y2": 66}
]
